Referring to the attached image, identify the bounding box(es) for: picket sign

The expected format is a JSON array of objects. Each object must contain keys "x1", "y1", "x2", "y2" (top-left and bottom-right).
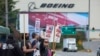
[
  {"x1": 33, "y1": 50, "x2": 40, "y2": 56},
  {"x1": 45, "y1": 24, "x2": 61, "y2": 43},
  {"x1": 54, "y1": 24, "x2": 62, "y2": 43},
  {"x1": 35, "y1": 18, "x2": 40, "y2": 35}
]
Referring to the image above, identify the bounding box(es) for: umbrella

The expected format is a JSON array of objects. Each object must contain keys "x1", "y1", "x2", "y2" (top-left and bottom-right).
[{"x1": 0, "y1": 26, "x2": 10, "y2": 35}]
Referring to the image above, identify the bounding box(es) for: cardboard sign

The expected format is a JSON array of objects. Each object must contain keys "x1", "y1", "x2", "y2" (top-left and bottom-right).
[{"x1": 35, "y1": 18, "x2": 40, "y2": 34}]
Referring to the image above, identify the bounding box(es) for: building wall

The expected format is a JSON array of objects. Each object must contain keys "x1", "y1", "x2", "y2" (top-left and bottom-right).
[
  {"x1": 89, "y1": 0, "x2": 100, "y2": 39},
  {"x1": 14, "y1": 0, "x2": 89, "y2": 12},
  {"x1": 14, "y1": 0, "x2": 100, "y2": 39},
  {"x1": 14, "y1": 0, "x2": 32, "y2": 11}
]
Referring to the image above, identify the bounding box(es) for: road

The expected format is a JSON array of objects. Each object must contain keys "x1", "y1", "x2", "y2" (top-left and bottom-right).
[
  {"x1": 56, "y1": 51, "x2": 96, "y2": 56},
  {"x1": 55, "y1": 41, "x2": 100, "y2": 56},
  {"x1": 83, "y1": 41, "x2": 100, "y2": 52}
]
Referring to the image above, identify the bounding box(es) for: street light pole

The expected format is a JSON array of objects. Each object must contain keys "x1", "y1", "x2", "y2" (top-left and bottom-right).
[{"x1": 5, "y1": 0, "x2": 8, "y2": 27}]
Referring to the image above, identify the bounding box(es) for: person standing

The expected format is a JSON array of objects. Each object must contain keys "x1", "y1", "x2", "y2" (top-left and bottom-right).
[
  {"x1": 30, "y1": 33, "x2": 41, "y2": 56},
  {"x1": 0, "y1": 42, "x2": 2, "y2": 56},
  {"x1": 32, "y1": 39, "x2": 40, "y2": 56},
  {"x1": 21, "y1": 33, "x2": 35, "y2": 56},
  {"x1": 30, "y1": 33, "x2": 40, "y2": 49},
  {"x1": 40, "y1": 39, "x2": 53, "y2": 56},
  {"x1": 1, "y1": 34, "x2": 24, "y2": 56},
  {"x1": 0, "y1": 42, "x2": 2, "y2": 48}
]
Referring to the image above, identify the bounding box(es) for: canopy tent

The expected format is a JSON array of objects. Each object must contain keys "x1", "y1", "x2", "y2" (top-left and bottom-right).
[{"x1": 0, "y1": 26, "x2": 10, "y2": 35}]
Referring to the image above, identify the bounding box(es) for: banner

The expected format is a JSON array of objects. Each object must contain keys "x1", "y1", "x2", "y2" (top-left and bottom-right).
[{"x1": 35, "y1": 18, "x2": 40, "y2": 34}]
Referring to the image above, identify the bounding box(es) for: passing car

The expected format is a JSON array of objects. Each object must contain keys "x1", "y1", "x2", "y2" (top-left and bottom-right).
[
  {"x1": 63, "y1": 38, "x2": 77, "y2": 52},
  {"x1": 97, "y1": 48, "x2": 100, "y2": 56},
  {"x1": 68, "y1": 43, "x2": 77, "y2": 52}
]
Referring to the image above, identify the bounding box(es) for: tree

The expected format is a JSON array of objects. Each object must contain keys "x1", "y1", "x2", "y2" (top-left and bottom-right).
[{"x1": 0, "y1": 0, "x2": 19, "y2": 26}]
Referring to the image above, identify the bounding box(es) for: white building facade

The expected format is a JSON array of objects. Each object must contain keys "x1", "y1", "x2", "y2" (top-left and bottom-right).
[{"x1": 14, "y1": 0, "x2": 100, "y2": 40}]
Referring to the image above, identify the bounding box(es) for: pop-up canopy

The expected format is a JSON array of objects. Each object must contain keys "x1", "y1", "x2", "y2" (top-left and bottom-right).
[{"x1": 0, "y1": 26, "x2": 10, "y2": 35}]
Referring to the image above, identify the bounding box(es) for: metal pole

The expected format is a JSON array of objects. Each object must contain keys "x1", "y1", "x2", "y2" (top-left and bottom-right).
[
  {"x1": 5, "y1": 0, "x2": 9, "y2": 40},
  {"x1": 23, "y1": 14, "x2": 26, "y2": 46},
  {"x1": 88, "y1": 0, "x2": 90, "y2": 42},
  {"x1": 5, "y1": 0, "x2": 8, "y2": 27}
]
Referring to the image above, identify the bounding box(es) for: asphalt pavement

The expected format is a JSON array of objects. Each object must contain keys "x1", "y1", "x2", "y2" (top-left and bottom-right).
[
  {"x1": 55, "y1": 51, "x2": 96, "y2": 56},
  {"x1": 55, "y1": 41, "x2": 100, "y2": 56}
]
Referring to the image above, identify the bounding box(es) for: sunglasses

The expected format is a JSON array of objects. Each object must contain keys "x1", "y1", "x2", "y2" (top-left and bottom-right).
[{"x1": 44, "y1": 41, "x2": 49, "y2": 43}]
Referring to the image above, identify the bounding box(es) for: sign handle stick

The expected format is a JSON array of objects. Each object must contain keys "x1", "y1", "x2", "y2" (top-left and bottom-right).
[
  {"x1": 52, "y1": 16, "x2": 56, "y2": 51},
  {"x1": 23, "y1": 14, "x2": 26, "y2": 46},
  {"x1": 23, "y1": 14, "x2": 26, "y2": 56}
]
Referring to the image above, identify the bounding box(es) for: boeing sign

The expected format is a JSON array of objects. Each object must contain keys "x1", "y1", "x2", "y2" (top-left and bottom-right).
[
  {"x1": 40, "y1": 3, "x2": 75, "y2": 8},
  {"x1": 29, "y1": 2, "x2": 75, "y2": 10},
  {"x1": 27, "y1": 0, "x2": 89, "y2": 12}
]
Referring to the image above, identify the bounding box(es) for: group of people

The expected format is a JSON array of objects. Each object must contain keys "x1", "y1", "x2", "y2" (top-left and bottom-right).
[{"x1": 0, "y1": 33, "x2": 54, "y2": 56}]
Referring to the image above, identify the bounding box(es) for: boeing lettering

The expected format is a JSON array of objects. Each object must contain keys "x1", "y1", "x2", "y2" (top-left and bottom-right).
[{"x1": 40, "y1": 3, "x2": 75, "y2": 8}]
